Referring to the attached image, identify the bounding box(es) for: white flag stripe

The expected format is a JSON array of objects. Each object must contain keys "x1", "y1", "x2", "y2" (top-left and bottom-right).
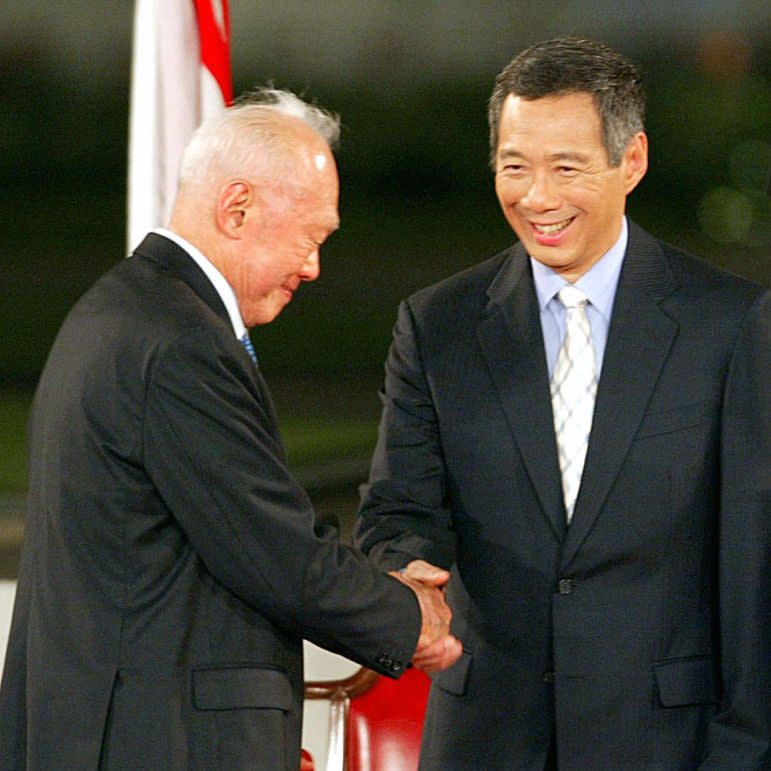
[{"x1": 127, "y1": 0, "x2": 230, "y2": 253}]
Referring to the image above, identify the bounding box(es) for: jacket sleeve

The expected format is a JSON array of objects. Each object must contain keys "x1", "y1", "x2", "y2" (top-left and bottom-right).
[
  {"x1": 702, "y1": 289, "x2": 771, "y2": 768},
  {"x1": 142, "y1": 325, "x2": 421, "y2": 677},
  {"x1": 354, "y1": 299, "x2": 457, "y2": 571}
]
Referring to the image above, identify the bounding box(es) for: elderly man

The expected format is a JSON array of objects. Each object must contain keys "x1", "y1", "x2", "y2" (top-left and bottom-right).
[
  {"x1": 0, "y1": 89, "x2": 460, "y2": 770},
  {"x1": 355, "y1": 37, "x2": 770, "y2": 769}
]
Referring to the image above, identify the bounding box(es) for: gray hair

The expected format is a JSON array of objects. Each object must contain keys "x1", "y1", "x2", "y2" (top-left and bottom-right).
[
  {"x1": 178, "y1": 87, "x2": 341, "y2": 189},
  {"x1": 488, "y1": 36, "x2": 645, "y2": 168}
]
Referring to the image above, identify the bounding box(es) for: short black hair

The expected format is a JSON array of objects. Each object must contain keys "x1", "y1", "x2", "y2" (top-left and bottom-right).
[{"x1": 488, "y1": 36, "x2": 645, "y2": 167}]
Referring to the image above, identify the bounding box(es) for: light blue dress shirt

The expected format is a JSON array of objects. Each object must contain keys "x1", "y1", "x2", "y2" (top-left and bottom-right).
[{"x1": 531, "y1": 217, "x2": 628, "y2": 380}]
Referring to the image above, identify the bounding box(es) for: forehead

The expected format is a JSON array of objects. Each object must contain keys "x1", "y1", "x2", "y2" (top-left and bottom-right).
[
  {"x1": 296, "y1": 168, "x2": 340, "y2": 231},
  {"x1": 497, "y1": 92, "x2": 604, "y2": 152},
  {"x1": 261, "y1": 149, "x2": 340, "y2": 229},
  {"x1": 266, "y1": 182, "x2": 340, "y2": 234}
]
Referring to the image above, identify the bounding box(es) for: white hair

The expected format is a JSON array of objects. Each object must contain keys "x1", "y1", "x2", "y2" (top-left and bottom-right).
[
  {"x1": 238, "y1": 87, "x2": 341, "y2": 146},
  {"x1": 177, "y1": 87, "x2": 341, "y2": 190}
]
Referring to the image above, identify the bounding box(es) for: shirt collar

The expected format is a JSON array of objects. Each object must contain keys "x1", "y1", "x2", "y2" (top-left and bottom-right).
[
  {"x1": 154, "y1": 228, "x2": 246, "y2": 340},
  {"x1": 531, "y1": 216, "x2": 628, "y2": 322}
]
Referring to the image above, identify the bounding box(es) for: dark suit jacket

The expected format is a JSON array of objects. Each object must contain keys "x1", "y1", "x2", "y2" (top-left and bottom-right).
[
  {"x1": 355, "y1": 222, "x2": 770, "y2": 770},
  {"x1": 0, "y1": 233, "x2": 421, "y2": 770}
]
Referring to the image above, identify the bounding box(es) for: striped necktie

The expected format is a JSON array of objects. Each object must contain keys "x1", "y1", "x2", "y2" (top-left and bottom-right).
[
  {"x1": 550, "y1": 285, "x2": 597, "y2": 522},
  {"x1": 240, "y1": 332, "x2": 258, "y2": 366}
]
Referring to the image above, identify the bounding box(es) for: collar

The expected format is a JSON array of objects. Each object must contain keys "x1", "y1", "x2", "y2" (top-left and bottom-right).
[
  {"x1": 153, "y1": 228, "x2": 246, "y2": 339},
  {"x1": 531, "y1": 216, "x2": 628, "y2": 322}
]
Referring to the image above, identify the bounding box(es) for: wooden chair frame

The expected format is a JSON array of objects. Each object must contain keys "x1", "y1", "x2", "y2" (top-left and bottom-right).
[{"x1": 304, "y1": 667, "x2": 380, "y2": 771}]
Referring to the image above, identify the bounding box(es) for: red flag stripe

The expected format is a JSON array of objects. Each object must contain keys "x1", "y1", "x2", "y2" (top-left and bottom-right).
[{"x1": 194, "y1": 0, "x2": 233, "y2": 105}]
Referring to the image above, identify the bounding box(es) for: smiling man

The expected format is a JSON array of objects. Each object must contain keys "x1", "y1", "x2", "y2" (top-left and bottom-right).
[
  {"x1": 355, "y1": 37, "x2": 770, "y2": 769},
  {"x1": 0, "y1": 88, "x2": 461, "y2": 771},
  {"x1": 169, "y1": 107, "x2": 341, "y2": 327},
  {"x1": 494, "y1": 90, "x2": 646, "y2": 282}
]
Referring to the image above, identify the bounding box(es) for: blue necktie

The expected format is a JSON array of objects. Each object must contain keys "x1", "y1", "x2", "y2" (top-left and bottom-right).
[{"x1": 240, "y1": 333, "x2": 258, "y2": 366}]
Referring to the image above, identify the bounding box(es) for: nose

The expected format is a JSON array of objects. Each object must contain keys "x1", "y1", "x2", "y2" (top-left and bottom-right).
[
  {"x1": 520, "y1": 170, "x2": 560, "y2": 212},
  {"x1": 299, "y1": 250, "x2": 320, "y2": 282}
]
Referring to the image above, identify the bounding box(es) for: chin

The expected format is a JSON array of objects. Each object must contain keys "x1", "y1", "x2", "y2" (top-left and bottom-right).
[
  {"x1": 255, "y1": 314, "x2": 280, "y2": 326},
  {"x1": 245, "y1": 311, "x2": 275, "y2": 327},
  {"x1": 528, "y1": 247, "x2": 569, "y2": 268}
]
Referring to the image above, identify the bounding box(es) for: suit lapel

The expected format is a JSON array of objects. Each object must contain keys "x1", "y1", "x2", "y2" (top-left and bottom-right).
[
  {"x1": 477, "y1": 245, "x2": 567, "y2": 540},
  {"x1": 131, "y1": 232, "x2": 280, "y2": 427},
  {"x1": 132, "y1": 232, "x2": 232, "y2": 327},
  {"x1": 561, "y1": 223, "x2": 680, "y2": 565}
]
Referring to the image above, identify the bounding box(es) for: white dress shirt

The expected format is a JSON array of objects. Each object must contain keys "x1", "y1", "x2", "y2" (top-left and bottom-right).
[{"x1": 153, "y1": 228, "x2": 246, "y2": 341}]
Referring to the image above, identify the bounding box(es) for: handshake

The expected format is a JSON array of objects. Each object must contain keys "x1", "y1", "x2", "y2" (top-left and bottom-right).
[{"x1": 390, "y1": 560, "x2": 463, "y2": 673}]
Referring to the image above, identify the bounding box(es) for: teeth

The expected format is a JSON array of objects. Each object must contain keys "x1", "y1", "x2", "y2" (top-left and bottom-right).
[{"x1": 534, "y1": 218, "x2": 572, "y2": 235}]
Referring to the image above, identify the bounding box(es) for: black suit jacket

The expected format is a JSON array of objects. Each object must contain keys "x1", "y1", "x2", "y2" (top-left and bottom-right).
[
  {"x1": 355, "y1": 222, "x2": 770, "y2": 770},
  {"x1": 0, "y1": 233, "x2": 421, "y2": 770}
]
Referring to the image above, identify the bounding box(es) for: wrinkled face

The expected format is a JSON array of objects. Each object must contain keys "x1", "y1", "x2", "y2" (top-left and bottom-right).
[
  {"x1": 494, "y1": 92, "x2": 647, "y2": 281},
  {"x1": 223, "y1": 146, "x2": 340, "y2": 326}
]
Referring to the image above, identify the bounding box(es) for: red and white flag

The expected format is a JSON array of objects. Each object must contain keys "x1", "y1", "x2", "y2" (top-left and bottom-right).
[{"x1": 127, "y1": 0, "x2": 232, "y2": 252}]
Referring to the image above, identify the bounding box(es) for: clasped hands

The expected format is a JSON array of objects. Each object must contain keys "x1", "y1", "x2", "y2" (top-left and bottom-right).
[{"x1": 390, "y1": 560, "x2": 463, "y2": 673}]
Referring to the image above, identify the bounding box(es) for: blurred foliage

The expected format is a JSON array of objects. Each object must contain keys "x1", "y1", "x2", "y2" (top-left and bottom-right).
[
  {"x1": 0, "y1": 392, "x2": 376, "y2": 493},
  {"x1": 0, "y1": 394, "x2": 30, "y2": 492},
  {"x1": 0, "y1": 40, "x2": 768, "y2": 391},
  {"x1": 281, "y1": 416, "x2": 376, "y2": 467}
]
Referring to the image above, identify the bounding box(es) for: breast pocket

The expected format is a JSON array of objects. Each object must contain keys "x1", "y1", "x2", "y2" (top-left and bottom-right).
[{"x1": 636, "y1": 400, "x2": 717, "y2": 440}]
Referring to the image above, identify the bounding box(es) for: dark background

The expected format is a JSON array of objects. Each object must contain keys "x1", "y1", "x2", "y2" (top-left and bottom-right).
[
  {"x1": 1, "y1": 1, "x2": 768, "y2": 391},
  {"x1": 0, "y1": 3, "x2": 768, "y2": 575}
]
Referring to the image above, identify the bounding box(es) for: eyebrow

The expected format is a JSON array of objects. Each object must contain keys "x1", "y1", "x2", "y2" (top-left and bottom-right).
[
  {"x1": 314, "y1": 217, "x2": 340, "y2": 236},
  {"x1": 549, "y1": 151, "x2": 592, "y2": 164},
  {"x1": 497, "y1": 148, "x2": 592, "y2": 164}
]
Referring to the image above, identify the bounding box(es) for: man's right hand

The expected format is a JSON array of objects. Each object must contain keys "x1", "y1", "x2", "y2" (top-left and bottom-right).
[{"x1": 390, "y1": 560, "x2": 463, "y2": 672}]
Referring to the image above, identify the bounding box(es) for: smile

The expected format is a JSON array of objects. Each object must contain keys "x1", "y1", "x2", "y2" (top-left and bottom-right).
[
  {"x1": 281, "y1": 280, "x2": 302, "y2": 301},
  {"x1": 532, "y1": 217, "x2": 575, "y2": 235}
]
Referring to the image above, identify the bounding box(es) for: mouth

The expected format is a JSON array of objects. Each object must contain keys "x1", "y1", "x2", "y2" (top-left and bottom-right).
[
  {"x1": 531, "y1": 216, "x2": 575, "y2": 238},
  {"x1": 281, "y1": 281, "x2": 300, "y2": 301}
]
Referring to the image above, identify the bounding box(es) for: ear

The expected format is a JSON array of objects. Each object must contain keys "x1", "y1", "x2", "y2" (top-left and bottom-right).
[
  {"x1": 216, "y1": 180, "x2": 253, "y2": 238},
  {"x1": 622, "y1": 132, "x2": 648, "y2": 194}
]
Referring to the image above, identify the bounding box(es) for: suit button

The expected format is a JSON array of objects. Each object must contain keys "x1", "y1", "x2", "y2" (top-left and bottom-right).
[
  {"x1": 391, "y1": 660, "x2": 403, "y2": 672},
  {"x1": 557, "y1": 578, "x2": 575, "y2": 595},
  {"x1": 543, "y1": 671, "x2": 555, "y2": 684}
]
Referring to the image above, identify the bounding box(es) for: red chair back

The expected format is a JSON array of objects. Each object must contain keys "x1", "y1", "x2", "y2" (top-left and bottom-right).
[
  {"x1": 347, "y1": 667, "x2": 430, "y2": 771},
  {"x1": 304, "y1": 666, "x2": 431, "y2": 771}
]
